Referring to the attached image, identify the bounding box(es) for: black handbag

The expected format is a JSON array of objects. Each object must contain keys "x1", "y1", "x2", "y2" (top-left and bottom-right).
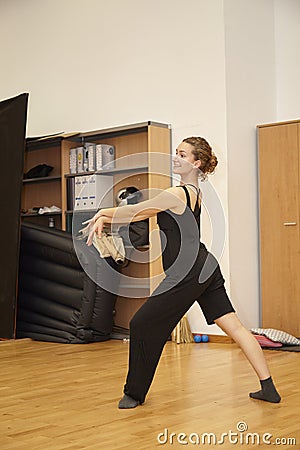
[
  {"x1": 24, "y1": 164, "x2": 54, "y2": 179},
  {"x1": 119, "y1": 220, "x2": 149, "y2": 248}
]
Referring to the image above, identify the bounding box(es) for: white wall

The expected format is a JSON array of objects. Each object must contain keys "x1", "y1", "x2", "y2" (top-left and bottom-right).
[
  {"x1": 224, "y1": 0, "x2": 276, "y2": 329},
  {"x1": 0, "y1": 0, "x2": 227, "y2": 138},
  {"x1": 188, "y1": 0, "x2": 278, "y2": 334},
  {"x1": 274, "y1": 0, "x2": 300, "y2": 120},
  {"x1": 1, "y1": 0, "x2": 299, "y2": 334}
]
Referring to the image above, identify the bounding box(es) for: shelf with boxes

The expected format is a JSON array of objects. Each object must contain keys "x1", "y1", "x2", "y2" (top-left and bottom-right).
[
  {"x1": 65, "y1": 166, "x2": 149, "y2": 217},
  {"x1": 65, "y1": 121, "x2": 170, "y2": 230}
]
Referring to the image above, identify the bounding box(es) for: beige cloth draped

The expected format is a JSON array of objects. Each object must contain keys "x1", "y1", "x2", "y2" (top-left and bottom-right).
[{"x1": 92, "y1": 232, "x2": 125, "y2": 263}]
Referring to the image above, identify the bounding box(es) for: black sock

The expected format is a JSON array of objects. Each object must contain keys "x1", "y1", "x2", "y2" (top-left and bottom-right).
[
  {"x1": 118, "y1": 394, "x2": 140, "y2": 409},
  {"x1": 249, "y1": 376, "x2": 281, "y2": 403}
]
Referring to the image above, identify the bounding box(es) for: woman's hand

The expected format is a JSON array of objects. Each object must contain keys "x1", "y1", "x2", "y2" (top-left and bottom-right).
[
  {"x1": 86, "y1": 216, "x2": 106, "y2": 246},
  {"x1": 82, "y1": 209, "x2": 104, "y2": 227},
  {"x1": 80, "y1": 209, "x2": 107, "y2": 245}
]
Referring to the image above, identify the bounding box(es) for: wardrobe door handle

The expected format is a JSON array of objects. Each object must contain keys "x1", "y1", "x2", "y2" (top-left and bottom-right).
[{"x1": 283, "y1": 222, "x2": 297, "y2": 226}]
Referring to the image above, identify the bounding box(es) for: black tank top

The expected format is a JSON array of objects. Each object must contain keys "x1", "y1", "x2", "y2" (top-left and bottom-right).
[{"x1": 157, "y1": 185, "x2": 201, "y2": 276}]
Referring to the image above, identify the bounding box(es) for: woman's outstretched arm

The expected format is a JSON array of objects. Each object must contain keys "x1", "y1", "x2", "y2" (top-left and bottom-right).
[{"x1": 84, "y1": 186, "x2": 185, "y2": 245}]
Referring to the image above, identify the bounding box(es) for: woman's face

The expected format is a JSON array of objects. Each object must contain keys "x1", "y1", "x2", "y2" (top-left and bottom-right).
[{"x1": 173, "y1": 142, "x2": 200, "y2": 175}]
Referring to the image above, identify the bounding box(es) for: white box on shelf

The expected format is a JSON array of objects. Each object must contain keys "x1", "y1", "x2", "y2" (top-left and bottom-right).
[
  {"x1": 69, "y1": 147, "x2": 77, "y2": 174},
  {"x1": 74, "y1": 176, "x2": 82, "y2": 209},
  {"x1": 74, "y1": 174, "x2": 113, "y2": 211},
  {"x1": 76, "y1": 146, "x2": 84, "y2": 173},
  {"x1": 87, "y1": 174, "x2": 114, "y2": 210},
  {"x1": 81, "y1": 175, "x2": 89, "y2": 209},
  {"x1": 86, "y1": 143, "x2": 96, "y2": 172},
  {"x1": 96, "y1": 144, "x2": 115, "y2": 171},
  {"x1": 95, "y1": 144, "x2": 103, "y2": 170},
  {"x1": 83, "y1": 148, "x2": 89, "y2": 172},
  {"x1": 87, "y1": 174, "x2": 97, "y2": 210},
  {"x1": 102, "y1": 144, "x2": 115, "y2": 170}
]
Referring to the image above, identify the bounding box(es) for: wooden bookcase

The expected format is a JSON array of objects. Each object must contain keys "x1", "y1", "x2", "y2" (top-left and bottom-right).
[
  {"x1": 21, "y1": 122, "x2": 172, "y2": 330},
  {"x1": 22, "y1": 133, "x2": 79, "y2": 230}
]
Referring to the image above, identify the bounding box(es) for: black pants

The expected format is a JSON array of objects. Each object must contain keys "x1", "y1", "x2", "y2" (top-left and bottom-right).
[{"x1": 123, "y1": 248, "x2": 235, "y2": 403}]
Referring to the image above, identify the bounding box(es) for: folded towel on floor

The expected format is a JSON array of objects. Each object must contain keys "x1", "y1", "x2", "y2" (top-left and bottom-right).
[{"x1": 253, "y1": 334, "x2": 283, "y2": 348}]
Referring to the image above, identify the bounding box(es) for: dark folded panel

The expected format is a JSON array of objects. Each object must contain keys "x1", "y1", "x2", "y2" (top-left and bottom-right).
[
  {"x1": 19, "y1": 254, "x2": 84, "y2": 290},
  {"x1": 17, "y1": 222, "x2": 119, "y2": 343},
  {"x1": 18, "y1": 290, "x2": 80, "y2": 325},
  {"x1": 17, "y1": 328, "x2": 83, "y2": 344},
  {"x1": 19, "y1": 273, "x2": 83, "y2": 310},
  {"x1": 21, "y1": 239, "x2": 81, "y2": 270},
  {"x1": 17, "y1": 309, "x2": 78, "y2": 334}
]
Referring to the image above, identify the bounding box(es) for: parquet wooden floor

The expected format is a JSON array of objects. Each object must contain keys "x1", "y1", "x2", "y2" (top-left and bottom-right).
[{"x1": 0, "y1": 338, "x2": 299, "y2": 449}]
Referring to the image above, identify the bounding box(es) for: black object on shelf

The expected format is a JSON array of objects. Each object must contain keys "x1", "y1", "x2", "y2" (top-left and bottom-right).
[{"x1": 24, "y1": 163, "x2": 54, "y2": 179}]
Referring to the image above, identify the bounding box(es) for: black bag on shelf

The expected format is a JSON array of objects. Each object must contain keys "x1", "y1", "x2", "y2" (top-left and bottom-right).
[{"x1": 24, "y1": 164, "x2": 53, "y2": 179}]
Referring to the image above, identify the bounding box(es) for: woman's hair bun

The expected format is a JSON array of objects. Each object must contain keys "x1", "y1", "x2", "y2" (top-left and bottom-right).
[{"x1": 206, "y1": 152, "x2": 218, "y2": 174}]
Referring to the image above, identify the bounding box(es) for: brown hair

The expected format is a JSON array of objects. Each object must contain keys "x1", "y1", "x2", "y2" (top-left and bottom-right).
[{"x1": 183, "y1": 136, "x2": 218, "y2": 180}]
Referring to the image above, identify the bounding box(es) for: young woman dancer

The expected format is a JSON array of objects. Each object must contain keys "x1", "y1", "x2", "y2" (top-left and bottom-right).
[{"x1": 85, "y1": 136, "x2": 281, "y2": 408}]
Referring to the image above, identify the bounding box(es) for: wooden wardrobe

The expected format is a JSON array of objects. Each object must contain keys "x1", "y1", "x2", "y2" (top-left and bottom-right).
[{"x1": 257, "y1": 120, "x2": 300, "y2": 337}]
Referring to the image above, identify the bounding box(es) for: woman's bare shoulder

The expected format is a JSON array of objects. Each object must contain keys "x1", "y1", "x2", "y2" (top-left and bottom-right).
[{"x1": 164, "y1": 186, "x2": 187, "y2": 214}]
